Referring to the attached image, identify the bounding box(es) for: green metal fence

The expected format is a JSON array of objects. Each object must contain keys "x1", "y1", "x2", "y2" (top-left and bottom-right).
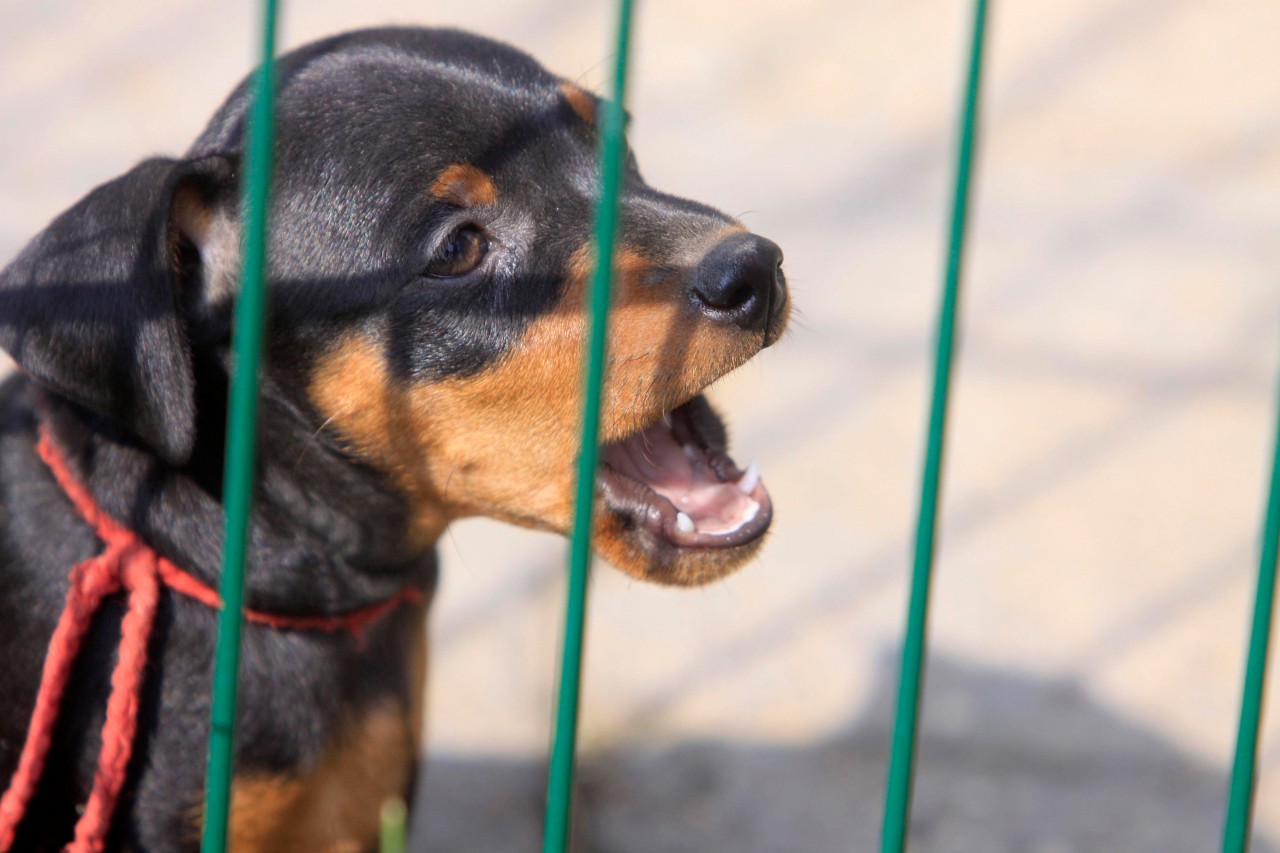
[
  {"x1": 542, "y1": 1, "x2": 636, "y2": 849},
  {"x1": 197, "y1": 1, "x2": 1278, "y2": 851},
  {"x1": 200, "y1": 0, "x2": 278, "y2": 848},
  {"x1": 879, "y1": 1, "x2": 987, "y2": 849}
]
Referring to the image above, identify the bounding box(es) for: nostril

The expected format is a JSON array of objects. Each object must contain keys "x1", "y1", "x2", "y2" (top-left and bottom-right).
[{"x1": 695, "y1": 272, "x2": 756, "y2": 313}]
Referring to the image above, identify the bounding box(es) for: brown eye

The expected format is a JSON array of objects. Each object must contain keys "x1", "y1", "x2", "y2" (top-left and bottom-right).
[{"x1": 425, "y1": 224, "x2": 488, "y2": 278}]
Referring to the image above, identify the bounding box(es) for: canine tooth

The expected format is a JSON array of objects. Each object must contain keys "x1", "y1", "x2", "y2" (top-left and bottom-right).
[
  {"x1": 736, "y1": 460, "x2": 760, "y2": 494},
  {"x1": 675, "y1": 512, "x2": 695, "y2": 534},
  {"x1": 683, "y1": 444, "x2": 700, "y2": 462}
]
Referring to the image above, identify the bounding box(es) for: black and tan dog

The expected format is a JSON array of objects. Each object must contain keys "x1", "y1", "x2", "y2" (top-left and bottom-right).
[{"x1": 0, "y1": 27, "x2": 787, "y2": 851}]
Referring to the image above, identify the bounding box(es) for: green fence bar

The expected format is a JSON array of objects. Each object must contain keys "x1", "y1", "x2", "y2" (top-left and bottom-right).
[
  {"x1": 1222, "y1": 374, "x2": 1280, "y2": 851},
  {"x1": 200, "y1": 1, "x2": 280, "y2": 850},
  {"x1": 541, "y1": 1, "x2": 636, "y2": 851},
  {"x1": 380, "y1": 797, "x2": 409, "y2": 853},
  {"x1": 880, "y1": 1, "x2": 989, "y2": 851}
]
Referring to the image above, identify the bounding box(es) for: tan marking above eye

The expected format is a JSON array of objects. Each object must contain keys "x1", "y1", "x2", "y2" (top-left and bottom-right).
[
  {"x1": 559, "y1": 81, "x2": 597, "y2": 127},
  {"x1": 429, "y1": 164, "x2": 498, "y2": 207}
]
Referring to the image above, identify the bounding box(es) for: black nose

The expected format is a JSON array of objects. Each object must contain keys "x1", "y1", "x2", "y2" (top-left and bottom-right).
[{"x1": 691, "y1": 232, "x2": 788, "y2": 346}]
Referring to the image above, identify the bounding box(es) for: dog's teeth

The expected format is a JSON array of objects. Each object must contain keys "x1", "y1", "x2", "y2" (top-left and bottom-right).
[
  {"x1": 682, "y1": 444, "x2": 700, "y2": 462},
  {"x1": 675, "y1": 512, "x2": 695, "y2": 534},
  {"x1": 736, "y1": 460, "x2": 760, "y2": 494}
]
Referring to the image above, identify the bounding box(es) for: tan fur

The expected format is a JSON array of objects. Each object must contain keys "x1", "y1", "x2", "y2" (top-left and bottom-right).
[
  {"x1": 225, "y1": 703, "x2": 417, "y2": 853},
  {"x1": 407, "y1": 607, "x2": 429, "y2": 750},
  {"x1": 171, "y1": 184, "x2": 213, "y2": 240},
  {"x1": 429, "y1": 164, "x2": 498, "y2": 208},
  {"x1": 559, "y1": 81, "x2": 597, "y2": 127},
  {"x1": 170, "y1": 182, "x2": 240, "y2": 303}
]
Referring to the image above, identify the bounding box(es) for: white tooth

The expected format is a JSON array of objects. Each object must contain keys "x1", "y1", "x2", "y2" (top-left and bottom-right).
[
  {"x1": 736, "y1": 459, "x2": 760, "y2": 494},
  {"x1": 683, "y1": 444, "x2": 700, "y2": 462},
  {"x1": 675, "y1": 512, "x2": 695, "y2": 534}
]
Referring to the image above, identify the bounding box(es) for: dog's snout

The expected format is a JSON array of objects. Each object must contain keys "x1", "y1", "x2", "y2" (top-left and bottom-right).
[{"x1": 691, "y1": 233, "x2": 788, "y2": 346}]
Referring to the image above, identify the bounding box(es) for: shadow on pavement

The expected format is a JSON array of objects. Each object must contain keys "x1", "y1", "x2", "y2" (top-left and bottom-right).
[{"x1": 413, "y1": 652, "x2": 1274, "y2": 852}]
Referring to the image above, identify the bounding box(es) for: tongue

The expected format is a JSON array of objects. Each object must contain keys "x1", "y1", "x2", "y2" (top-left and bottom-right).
[{"x1": 601, "y1": 418, "x2": 761, "y2": 535}]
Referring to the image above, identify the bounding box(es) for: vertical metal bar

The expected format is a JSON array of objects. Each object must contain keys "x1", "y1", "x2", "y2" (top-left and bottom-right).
[
  {"x1": 200, "y1": 1, "x2": 279, "y2": 849},
  {"x1": 380, "y1": 798, "x2": 408, "y2": 853},
  {"x1": 1223, "y1": 373, "x2": 1280, "y2": 852},
  {"x1": 880, "y1": 1, "x2": 988, "y2": 851},
  {"x1": 542, "y1": 1, "x2": 635, "y2": 850}
]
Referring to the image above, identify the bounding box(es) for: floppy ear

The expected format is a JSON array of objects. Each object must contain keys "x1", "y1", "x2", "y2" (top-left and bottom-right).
[{"x1": 0, "y1": 155, "x2": 237, "y2": 464}]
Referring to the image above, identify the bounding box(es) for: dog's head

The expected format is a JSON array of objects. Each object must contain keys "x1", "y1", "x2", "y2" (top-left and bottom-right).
[{"x1": 0, "y1": 28, "x2": 788, "y2": 587}]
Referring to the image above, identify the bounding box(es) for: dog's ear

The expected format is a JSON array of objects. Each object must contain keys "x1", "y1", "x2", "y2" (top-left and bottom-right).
[{"x1": 0, "y1": 155, "x2": 238, "y2": 464}]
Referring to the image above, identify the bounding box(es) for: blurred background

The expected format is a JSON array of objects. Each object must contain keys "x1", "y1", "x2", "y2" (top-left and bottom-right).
[{"x1": 3, "y1": 2, "x2": 1279, "y2": 850}]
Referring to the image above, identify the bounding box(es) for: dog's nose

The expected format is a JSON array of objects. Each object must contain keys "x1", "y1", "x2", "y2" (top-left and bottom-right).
[{"x1": 692, "y1": 232, "x2": 788, "y2": 346}]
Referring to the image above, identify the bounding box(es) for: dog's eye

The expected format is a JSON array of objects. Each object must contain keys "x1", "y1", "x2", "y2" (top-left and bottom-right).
[{"x1": 425, "y1": 224, "x2": 488, "y2": 278}]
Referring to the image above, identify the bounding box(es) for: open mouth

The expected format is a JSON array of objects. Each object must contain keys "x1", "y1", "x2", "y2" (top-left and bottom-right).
[{"x1": 599, "y1": 395, "x2": 771, "y2": 549}]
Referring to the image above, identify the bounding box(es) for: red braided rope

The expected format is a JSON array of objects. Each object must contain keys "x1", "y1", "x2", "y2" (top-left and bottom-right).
[
  {"x1": 0, "y1": 426, "x2": 423, "y2": 851},
  {"x1": 73, "y1": 553, "x2": 160, "y2": 853}
]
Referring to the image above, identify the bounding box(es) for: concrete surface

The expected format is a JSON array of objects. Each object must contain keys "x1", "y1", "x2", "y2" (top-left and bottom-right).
[{"x1": 2, "y1": 1, "x2": 1278, "y2": 850}]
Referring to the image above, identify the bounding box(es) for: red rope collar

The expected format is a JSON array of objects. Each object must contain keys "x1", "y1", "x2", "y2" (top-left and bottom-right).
[{"x1": 0, "y1": 426, "x2": 423, "y2": 852}]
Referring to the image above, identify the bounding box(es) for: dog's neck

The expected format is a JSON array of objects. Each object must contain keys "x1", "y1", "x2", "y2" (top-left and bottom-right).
[{"x1": 38, "y1": 380, "x2": 437, "y2": 616}]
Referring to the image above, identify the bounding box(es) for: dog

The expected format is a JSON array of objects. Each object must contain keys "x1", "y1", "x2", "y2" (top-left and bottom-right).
[{"x1": 0, "y1": 27, "x2": 788, "y2": 851}]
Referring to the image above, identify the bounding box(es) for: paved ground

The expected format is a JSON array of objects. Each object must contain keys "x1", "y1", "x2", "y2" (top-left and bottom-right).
[{"x1": 3, "y1": 2, "x2": 1279, "y2": 850}]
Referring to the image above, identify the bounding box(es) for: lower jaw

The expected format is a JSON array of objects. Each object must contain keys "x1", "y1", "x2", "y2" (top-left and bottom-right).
[
  {"x1": 592, "y1": 511, "x2": 768, "y2": 587},
  {"x1": 442, "y1": 499, "x2": 764, "y2": 587}
]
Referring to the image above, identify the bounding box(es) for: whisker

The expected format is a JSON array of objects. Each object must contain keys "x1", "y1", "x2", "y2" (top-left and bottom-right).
[
  {"x1": 292, "y1": 412, "x2": 340, "y2": 473},
  {"x1": 442, "y1": 462, "x2": 457, "y2": 503}
]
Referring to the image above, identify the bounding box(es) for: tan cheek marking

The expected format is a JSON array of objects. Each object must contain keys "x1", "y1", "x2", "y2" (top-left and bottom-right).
[
  {"x1": 559, "y1": 81, "x2": 597, "y2": 126},
  {"x1": 223, "y1": 704, "x2": 416, "y2": 853},
  {"x1": 309, "y1": 332, "x2": 583, "y2": 539},
  {"x1": 429, "y1": 164, "x2": 498, "y2": 207},
  {"x1": 309, "y1": 339, "x2": 451, "y2": 546}
]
